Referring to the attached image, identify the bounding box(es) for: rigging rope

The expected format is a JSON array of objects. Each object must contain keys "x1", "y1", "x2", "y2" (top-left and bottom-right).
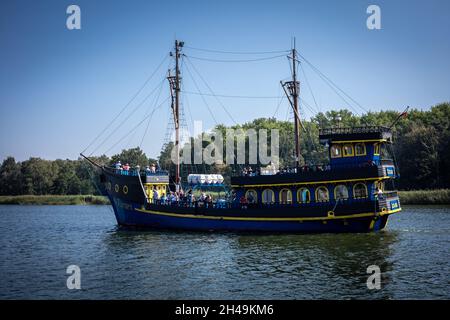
[
  {"x1": 297, "y1": 53, "x2": 369, "y2": 115},
  {"x1": 184, "y1": 54, "x2": 286, "y2": 63},
  {"x1": 140, "y1": 77, "x2": 166, "y2": 148},
  {"x1": 184, "y1": 57, "x2": 246, "y2": 173},
  {"x1": 299, "y1": 63, "x2": 320, "y2": 113},
  {"x1": 103, "y1": 96, "x2": 170, "y2": 155},
  {"x1": 184, "y1": 45, "x2": 290, "y2": 55},
  {"x1": 181, "y1": 90, "x2": 283, "y2": 99},
  {"x1": 185, "y1": 57, "x2": 238, "y2": 124},
  {"x1": 89, "y1": 77, "x2": 167, "y2": 156},
  {"x1": 81, "y1": 54, "x2": 169, "y2": 154},
  {"x1": 272, "y1": 85, "x2": 286, "y2": 118},
  {"x1": 183, "y1": 61, "x2": 219, "y2": 124}
]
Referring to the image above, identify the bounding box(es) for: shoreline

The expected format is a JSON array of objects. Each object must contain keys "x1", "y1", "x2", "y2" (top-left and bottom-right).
[
  {"x1": 0, "y1": 195, "x2": 110, "y2": 205},
  {"x1": 0, "y1": 189, "x2": 449, "y2": 205}
]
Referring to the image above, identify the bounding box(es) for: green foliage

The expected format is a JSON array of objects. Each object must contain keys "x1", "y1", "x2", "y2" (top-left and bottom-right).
[
  {"x1": 110, "y1": 147, "x2": 151, "y2": 168},
  {"x1": 0, "y1": 148, "x2": 157, "y2": 196},
  {"x1": 0, "y1": 102, "x2": 448, "y2": 196},
  {"x1": 0, "y1": 157, "x2": 22, "y2": 195}
]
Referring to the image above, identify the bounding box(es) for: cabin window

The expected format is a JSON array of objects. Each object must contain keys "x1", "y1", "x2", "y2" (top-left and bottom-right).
[
  {"x1": 315, "y1": 186, "x2": 329, "y2": 202},
  {"x1": 261, "y1": 189, "x2": 275, "y2": 204},
  {"x1": 334, "y1": 184, "x2": 349, "y2": 200},
  {"x1": 343, "y1": 144, "x2": 354, "y2": 157},
  {"x1": 374, "y1": 143, "x2": 381, "y2": 155},
  {"x1": 245, "y1": 189, "x2": 258, "y2": 203},
  {"x1": 353, "y1": 183, "x2": 368, "y2": 198},
  {"x1": 330, "y1": 145, "x2": 342, "y2": 158},
  {"x1": 279, "y1": 189, "x2": 292, "y2": 204},
  {"x1": 355, "y1": 143, "x2": 366, "y2": 156},
  {"x1": 297, "y1": 188, "x2": 310, "y2": 203}
]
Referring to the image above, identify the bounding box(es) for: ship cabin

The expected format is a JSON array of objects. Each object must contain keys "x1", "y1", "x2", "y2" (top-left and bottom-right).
[
  {"x1": 230, "y1": 126, "x2": 401, "y2": 213},
  {"x1": 100, "y1": 166, "x2": 169, "y2": 205},
  {"x1": 143, "y1": 172, "x2": 170, "y2": 202}
]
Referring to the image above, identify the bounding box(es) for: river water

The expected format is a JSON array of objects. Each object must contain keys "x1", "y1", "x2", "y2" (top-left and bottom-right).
[{"x1": 0, "y1": 205, "x2": 448, "y2": 299}]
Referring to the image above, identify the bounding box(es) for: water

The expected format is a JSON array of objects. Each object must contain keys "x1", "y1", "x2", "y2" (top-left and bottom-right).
[{"x1": 0, "y1": 205, "x2": 449, "y2": 299}]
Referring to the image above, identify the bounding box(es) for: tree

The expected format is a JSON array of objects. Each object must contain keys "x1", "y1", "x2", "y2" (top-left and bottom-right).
[
  {"x1": 0, "y1": 103, "x2": 449, "y2": 195},
  {"x1": 396, "y1": 125, "x2": 440, "y2": 189},
  {"x1": 110, "y1": 147, "x2": 150, "y2": 168},
  {"x1": 0, "y1": 157, "x2": 22, "y2": 195},
  {"x1": 20, "y1": 158, "x2": 57, "y2": 195}
]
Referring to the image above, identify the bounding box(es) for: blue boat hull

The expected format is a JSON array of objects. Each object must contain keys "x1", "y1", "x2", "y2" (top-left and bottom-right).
[{"x1": 108, "y1": 196, "x2": 389, "y2": 233}]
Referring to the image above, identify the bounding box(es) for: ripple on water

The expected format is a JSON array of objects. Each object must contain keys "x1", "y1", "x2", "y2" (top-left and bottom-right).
[{"x1": 0, "y1": 205, "x2": 449, "y2": 299}]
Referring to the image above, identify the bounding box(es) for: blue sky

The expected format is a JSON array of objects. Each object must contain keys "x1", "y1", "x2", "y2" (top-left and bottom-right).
[{"x1": 1, "y1": 0, "x2": 449, "y2": 161}]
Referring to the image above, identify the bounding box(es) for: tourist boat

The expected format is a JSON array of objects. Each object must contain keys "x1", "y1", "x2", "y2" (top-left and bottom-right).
[{"x1": 82, "y1": 40, "x2": 401, "y2": 233}]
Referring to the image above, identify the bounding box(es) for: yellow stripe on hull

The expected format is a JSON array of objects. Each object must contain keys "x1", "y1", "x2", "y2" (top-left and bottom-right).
[{"x1": 135, "y1": 207, "x2": 401, "y2": 222}]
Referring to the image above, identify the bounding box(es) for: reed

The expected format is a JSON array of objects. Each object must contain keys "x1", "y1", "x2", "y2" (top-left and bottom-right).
[
  {"x1": 398, "y1": 189, "x2": 450, "y2": 205},
  {"x1": 0, "y1": 195, "x2": 110, "y2": 205}
]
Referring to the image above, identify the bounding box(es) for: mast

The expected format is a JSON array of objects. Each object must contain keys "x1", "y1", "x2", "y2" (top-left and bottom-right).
[
  {"x1": 281, "y1": 39, "x2": 301, "y2": 168},
  {"x1": 168, "y1": 40, "x2": 184, "y2": 189}
]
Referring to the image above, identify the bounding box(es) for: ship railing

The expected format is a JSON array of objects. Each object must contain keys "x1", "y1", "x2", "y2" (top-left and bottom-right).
[
  {"x1": 376, "y1": 190, "x2": 400, "y2": 212},
  {"x1": 152, "y1": 199, "x2": 228, "y2": 209},
  {"x1": 319, "y1": 126, "x2": 391, "y2": 136},
  {"x1": 232, "y1": 161, "x2": 380, "y2": 177},
  {"x1": 377, "y1": 191, "x2": 398, "y2": 199},
  {"x1": 105, "y1": 166, "x2": 169, "y2": 177},
  {"x1": 380, "y1": 159, "x2": 395, "y2": 166},
  {"x1": 144, "y1": 170, "x2": 169, "y2": 176},
  {"x1": 151, "y1": 197, "x2": 373, "y2": 210}
]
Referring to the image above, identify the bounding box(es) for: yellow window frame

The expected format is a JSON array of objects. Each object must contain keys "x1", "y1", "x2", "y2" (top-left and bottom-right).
[
  {"x1": 342, "y1": 144, "x2": 354, "y2": 157},
  {"x1": 334, "y1": 184, "x2": 349, "y2": 200},
  {"x1": 315, "y1": 186, "x2": 329, "y2": 202},
  {"x1": 355, "y1": 143, "x2": 366, "y2": 156},
  {"x1": 245, "y1": 189, "x2": 258, "y2": 203},
  {"x1": 261, "y1": 189, "x2": 275, "y2": 204},
  {"x1": 374, "y1": 143, "x2": 380, "y2": 155},
  {"x1": 353, "y1": 183, "x2": 368, "y2": 199},
  {"x1": 297, "y1": 188, "x2": 310, "y2": 203},
  {"x1": 279, "y1": 188, "x2": 293, "y2": 204},
  {"x1": 330, "y1": 144, "x2": 342, "y2": 158}
]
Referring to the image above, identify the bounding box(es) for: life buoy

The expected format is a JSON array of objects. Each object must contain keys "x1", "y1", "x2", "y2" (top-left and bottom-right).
[{"x1": 123, "y1": 185, "x2": 128, "y2": 194}]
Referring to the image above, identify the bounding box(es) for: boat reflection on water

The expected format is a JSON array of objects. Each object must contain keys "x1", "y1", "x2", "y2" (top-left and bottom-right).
[
  {"x1": 100, "y1": 228, "x2": 399, "y2": 299},
  {"x1": 232, "y1": 231, "x2": 399, "y2": 299}
]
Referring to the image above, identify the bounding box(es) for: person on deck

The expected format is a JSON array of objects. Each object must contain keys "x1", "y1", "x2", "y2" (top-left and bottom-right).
[
  {"x1": 152, "y1": 189, "x2": 159, "y2": 204},
  {"x1": 240, "y1": 195, "x2": 248, "y2": 209},
  {"x1": 150, "y1": 163, "x2": 156, "y2": 173},
  {"x1": 145, "y1": 166, "x2": 151, "y2": 175},
  {"x1": 376, "y1": 187, "x2": 384, "y2": 200},
  {"x1": 115, "y1": 161, "x2": 122, "y2": 172},
  {"x1": 187, "y1": 191, "x2": 194, "y2": 207},
  {"x1": 123, "y1": 163, "x2": 130, "y2": 171}
]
